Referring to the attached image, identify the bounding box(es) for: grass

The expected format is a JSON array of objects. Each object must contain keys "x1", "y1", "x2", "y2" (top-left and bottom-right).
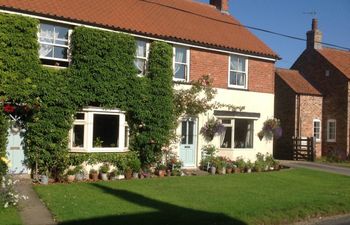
[
  {"x1": 0, "y1": 207, "x2": 22, "y2": 225},
  {"x1": 34, "y1": 168, "x2": 350, "y2": 225}
]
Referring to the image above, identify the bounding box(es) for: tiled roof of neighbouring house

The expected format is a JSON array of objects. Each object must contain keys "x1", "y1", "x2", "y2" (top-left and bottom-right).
[
  {"x1": 317, "y1": 47, "x2": 350, "y2": 79},
  {"x1": 0, "y1": 0, "x2": 278, "y2": 59},
  {"x1": 276, "y1": 68, "x2": 322, "y2": 96}
]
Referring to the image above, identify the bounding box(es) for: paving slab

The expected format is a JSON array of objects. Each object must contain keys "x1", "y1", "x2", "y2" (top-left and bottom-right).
[{"x1": 14, "y1": 176, "x2": 57, "y2": 225}]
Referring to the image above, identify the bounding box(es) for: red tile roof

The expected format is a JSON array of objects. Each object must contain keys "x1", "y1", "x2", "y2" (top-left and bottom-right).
[
  {"x1": 0, "y1": 0, "x2": 278, "y2": 59},
  {"x1": 276, "y1": 68, "x2": 321, "y2": 96},
  {"x1": 317, "y1": 48, "x2": 350, "y2": 79}
]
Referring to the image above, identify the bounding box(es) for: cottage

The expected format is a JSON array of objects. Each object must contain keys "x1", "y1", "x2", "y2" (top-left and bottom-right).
[
  {"x1": 275, "y1": 19, "x2": 350, "y2": 160},
  {"x1": 0, "y1": 0, "x2": 278, "y2": 173}
]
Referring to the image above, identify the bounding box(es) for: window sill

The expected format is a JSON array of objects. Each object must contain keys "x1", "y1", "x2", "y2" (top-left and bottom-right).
[
  {"x1": 70, "y1": 148, "x2": 129, "y2": 153},
  {"x1": 219, "y1": 148, "x2": 254, "y2": 151},
  {"x1": 326, "y1": 140, "x2": 336, "y2": 143},
  {"x1": 227, "y1": 85, "x2": 248, "y2": 91},
  {"x1": 173, "y1": 79, "x2": 189, "y2": 83}
]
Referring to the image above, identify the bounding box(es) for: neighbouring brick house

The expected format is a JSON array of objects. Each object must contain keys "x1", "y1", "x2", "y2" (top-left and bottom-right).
[
  {"x1": 1, "y1": 0, "x2": 279, "y2": 172},
  {"x1": 275, "y1": 18, "x2": 350, "y2": 160},
  {"x1": 275, "y1": 68, "x2": 322, "y2": 159}
]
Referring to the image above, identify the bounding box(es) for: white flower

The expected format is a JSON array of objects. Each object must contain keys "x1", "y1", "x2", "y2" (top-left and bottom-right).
[{"x1": 4, "y1": 202, "x2": 8, "y2": 208}]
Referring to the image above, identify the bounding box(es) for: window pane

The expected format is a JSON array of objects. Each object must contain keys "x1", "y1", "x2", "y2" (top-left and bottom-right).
[
  {"x1": 75, "y1": 113, "x2": 85, "y2": 120},
  {"x1": 73, "y1": 125, "x2": 84, "y2": 148},
  {"x1": 175, "y1": 47, "x2": 187, "y2": 63},
  {"x1": 188, "y1": 121, "x2": 194, "y2": 144},
  {"x1": 134, "y1": 58, "x2": 146, "y2": 75},
  {"x1": 230, "y1": 71, "x2": 237, "y2": 85},
  {"x1": 181, "y1": 121, "x2": 187, "y2": 144},
  {"x1": 237, "y1": 73, "x2": 246, "y2": 86},
  {"x1": 40, "y1": 24, "x2": 54, "y2": 40},
  {"x1": 93, "y1": 114, "x2": 119, "y2": 148},
  {"x1": 221, "y1": 119, "x2": 231, "y2": 124},
  {"x1": 230, "y1": 56, "x2": 245, "y2": 72},
  {"x1": 313, "y1": 121, "x2": 320, "y2": 139},
  {"x1": 55, "y1": 26, "x2": 69, "y2": 40},
  {"x1": 136, "y1": 40, "x2": 147, "y2": 57},
  {"x1": 55, "y1": 39, "x2": 68, "y2": 46},
  {"x1": 175, "y1": 64, "x2": 186, "y2": 79},
  {"x1": 39, "y1": 44, "x2": 54, "y2": 57},
  {"x1": 234, "y1": 119, "x2": 253, "y2": 148},
  {"x1": 220, "y1": 127, "x2": 232, "y2": 148},
  {"x1": 53, "y1": 46, "x2": 68, "y2": 59}
]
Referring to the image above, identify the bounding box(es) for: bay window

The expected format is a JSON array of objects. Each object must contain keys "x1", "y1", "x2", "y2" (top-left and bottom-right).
[
  {"x1": 173, "y1": 46, "x2": 190, "y2": 81},
  {"x1": 220, "y1": 118, "x2": 254, "y2": 149},
  {"x1": 229, "y1": 55, "x2": 248, "y2": 89},
  {"x1": 70, "y1": 108, "x2": 128, "y2": 152}
]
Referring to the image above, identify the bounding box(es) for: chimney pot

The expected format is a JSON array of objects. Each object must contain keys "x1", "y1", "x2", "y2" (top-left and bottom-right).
[
  {"x1": 209, "y1": 0, "x2": 229, "y2": 14},
  {"x1": 312, "y1": 18, "x2": 318, "y2": 30}
]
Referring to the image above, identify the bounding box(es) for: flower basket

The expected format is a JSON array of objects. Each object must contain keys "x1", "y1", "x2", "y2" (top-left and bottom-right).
[{"x1": 200, "y1": 118, "x2": 225, "y2": 141}]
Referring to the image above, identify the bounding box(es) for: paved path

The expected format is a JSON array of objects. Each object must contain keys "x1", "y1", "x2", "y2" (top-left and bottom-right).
[
  {"x1": 280, "y1": 160, "x2": 350, "y2": 176},
  {"x1": 14, "y1": 175, "x2": 57, "y2": 225}
]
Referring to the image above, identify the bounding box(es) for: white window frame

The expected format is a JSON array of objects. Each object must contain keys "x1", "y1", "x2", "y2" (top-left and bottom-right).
[
  {"x1": 135, "y1": 39, "x2": 150, "y2": 76},
  {"x1": 219, "y1": 117, "x2": 255, "y2": 150},
  {"x1": 173, "y1": 46, "x2": 190, "y2": 82},
  {"x1": 228, "y1": 55, "x2": 248, "y2": 89},
  {"x1": 38, "y1": 22, "x2": 72, "y2": 63},
  {"x1": 69, "y1": 107, "x2": 128, "y2": 152},
  {"x1": 326, "y1": 119, "x2": 336, "y2": 142},
  {"x1": 313, "y1": 119, "x2": 321, "y2": 142}
]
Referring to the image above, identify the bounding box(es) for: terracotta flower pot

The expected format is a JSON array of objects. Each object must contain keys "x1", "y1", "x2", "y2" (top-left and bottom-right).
[
  {"x1": 125, "y1": 170, "x2": 132, "y2": 180},
  {"x1": 67, "y1": 175, "x2": 75, "y2": 183},
  {"x1": 233, "y1": 168, "x2": 241, "y2": 174},
  {"x1": 157, "y1": 169, "x2": 165, "y2": 177},
  {"x1": 226, "y1": 168, "x2": 233, "y2": 174},
  {"x1": 90, "y1": 173, "x2": 99, "y2": 181}
]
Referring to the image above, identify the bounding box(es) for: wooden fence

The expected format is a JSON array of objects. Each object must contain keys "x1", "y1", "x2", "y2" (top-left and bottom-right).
[{"x1": 292, "y1": 137, "x2": 315, "y2": 161}]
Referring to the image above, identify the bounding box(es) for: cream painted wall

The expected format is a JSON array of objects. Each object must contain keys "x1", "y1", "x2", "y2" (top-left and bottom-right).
[{"x1": 173, "y1": 84, "x2": 275, "y2": 168}]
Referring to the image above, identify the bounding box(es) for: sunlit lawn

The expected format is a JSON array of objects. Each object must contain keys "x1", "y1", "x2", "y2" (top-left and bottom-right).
[
  {"x1": 35, "y1": 168, "x2": 350, "y2": 225},
  {"x1": 0, "y1": 207, "x2": 22, "y2": 225}
]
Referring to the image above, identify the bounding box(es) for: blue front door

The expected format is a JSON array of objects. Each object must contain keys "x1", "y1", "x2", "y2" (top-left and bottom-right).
[
  {"x1": 6, "y1": 129, "x2": 27, "y2": 174},
  {"x1": 179, "y1": 118, "x2": 197, "y2": 167}
]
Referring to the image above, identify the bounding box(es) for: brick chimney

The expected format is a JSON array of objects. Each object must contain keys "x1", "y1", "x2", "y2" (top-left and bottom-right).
[
  {"x1": 209, "y1": 0, "x2": 229, "y2": 14},
  {"x1": 306, "y1": 18, "x2": 322, "y2": 49}
]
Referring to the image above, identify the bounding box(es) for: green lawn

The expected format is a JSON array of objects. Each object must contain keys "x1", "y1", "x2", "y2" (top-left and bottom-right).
[
  {"x1": 0, "y1": 207, "x2": 22, "y2": 225},
  {"x1": 34, "y1": 168, "x2": 350, "y2": 225}
]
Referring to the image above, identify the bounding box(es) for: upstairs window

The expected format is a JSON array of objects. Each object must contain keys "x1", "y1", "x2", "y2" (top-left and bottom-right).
[
  {"x1": 39, "y1": 23, "x2": 70, "y2": 67},
  {"x1": 327, "y1": 119, "x2": 336, "y2": 142},
  {"x1": 134, "y1": 40, "x2": 149, "y2": 76},
  {"x1": 229, "y1": 55, "x2": 247, "y2": 89},
  {"x1": 173, "y1": 46, "x2": 190, "y2": 81},
  {"x1": 313, "y1": 119, "x2": 321, "y2": 142}
]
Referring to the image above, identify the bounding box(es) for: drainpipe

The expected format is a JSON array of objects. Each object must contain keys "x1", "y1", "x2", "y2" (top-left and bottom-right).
[{"x1": 296, "y1": 94, "x2": 301, "y2": 137}]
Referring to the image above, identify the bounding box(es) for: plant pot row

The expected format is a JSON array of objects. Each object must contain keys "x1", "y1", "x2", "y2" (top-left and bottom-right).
[{"x1": 209, "y1": 165, "x2": 280, "y2": 175}]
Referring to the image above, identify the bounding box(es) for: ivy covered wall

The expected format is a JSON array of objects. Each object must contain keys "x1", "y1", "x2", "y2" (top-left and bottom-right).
[{"x1": 0, "y1": 13, "x2": 175, "y2": 178}]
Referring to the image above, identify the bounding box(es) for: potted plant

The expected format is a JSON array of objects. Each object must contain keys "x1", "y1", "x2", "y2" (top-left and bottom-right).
[
  {"x1": 90, "y1": 168, "x2": 99, "y2": 181},
  {"x1": 124, "y1": 167, "x2": 133, "y2": 180},
  {"x1": 236, "y1": 157, "x2": 246, "y2": 173},
  {"x1": 254, "y1": 160, "x2": 265, "y2": 173},
  {"x1": 216, "y1": 157, "x2": 227, "y2": 175},
  {"x1": 129, "y1": 158, "x2": 141, "y2": 179},
  {"x1": 226, "y1": 161, "x2": 233, "y2": 174},
  {"x1": 156, "y1": 164, "x2": 167, "y2": 177},
  {"x1": 99, "y1": 163, "x2": 110, "y2": 181},
  {"x1": 245, "y1": 160, "x2": 253, "y2": 173},
  {"x1": 66, "y1": 169, "x2": 76, "y2": 182},
  {"x1": 109, "y1": 169, "x2": 117, "y2": 180},
  {"x1": 115, "y1": 169, "x2": 125, "y2": 180},
  {"x1": 74, "y1": 165, "x2": 84, "y2": 181},
  {"x1": 209, "y1": 157, "x2": 218, "y2": 175},
  {"x1": 200, "y1": 118, "x2": 225, "y2": 141}
]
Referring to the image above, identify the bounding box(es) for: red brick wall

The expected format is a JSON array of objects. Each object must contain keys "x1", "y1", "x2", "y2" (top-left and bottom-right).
[
  {"x1": 292, "y1": 49, "x2": 349, "y2": 158},
  {"x1": 299, "y1": 95, "x2": 323, "y2": 158},
  {"x1": 274, "y1": 75, "x2": 296, "y2": 159},
  {"x1": 190, "y1": 48, "x2": 275, "y2": 93}
]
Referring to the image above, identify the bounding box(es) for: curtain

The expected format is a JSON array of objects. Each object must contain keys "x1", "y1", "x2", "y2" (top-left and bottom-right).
[
  {"x1": 174, "y1": 48, "x2": 186, "y2": 74},
  {"x1": 245, "y1": 122, "x2": 252, "y2": 148},
  {"x1": 39, "y1": 25, "x2": 58, "y2": 57},
  {"x1": 220, "y1": 128, "x2": 227, "y2": 147},
  {"x1": 136, "y1": 41, "x2": 146, "y2": 57}
]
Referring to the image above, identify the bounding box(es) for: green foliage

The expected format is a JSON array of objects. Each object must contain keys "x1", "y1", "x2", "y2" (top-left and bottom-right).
[
  {"x1": 0, "y1": 112, "x2": 7, "y2": 158},
  {"x1": 130, "y1": 41, "x2": 175, "y2": 165}
]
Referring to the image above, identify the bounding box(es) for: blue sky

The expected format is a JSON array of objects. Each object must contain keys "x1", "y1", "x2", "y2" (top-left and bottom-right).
[{"x1": 196, "y1": 0, "x2": 350, "y2": 68}]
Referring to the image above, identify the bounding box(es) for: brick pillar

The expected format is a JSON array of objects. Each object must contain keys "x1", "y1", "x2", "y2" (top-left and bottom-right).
[{"x1": 209, "y1": 0, "x2": 229, "y2": 14}]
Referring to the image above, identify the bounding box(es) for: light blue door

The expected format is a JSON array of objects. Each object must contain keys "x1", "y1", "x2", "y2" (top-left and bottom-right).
[
  {"x1": 180, "y1": 118, "x2": 197, "y2": 167},
  {"x1": 6, "y1": 129, "x2": 27, "y2": 174}
]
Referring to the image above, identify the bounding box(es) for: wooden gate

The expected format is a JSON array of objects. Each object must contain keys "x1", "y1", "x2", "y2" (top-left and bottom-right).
[{"x1": 292, "y1": 137, "x2": 315, "y2": 161}]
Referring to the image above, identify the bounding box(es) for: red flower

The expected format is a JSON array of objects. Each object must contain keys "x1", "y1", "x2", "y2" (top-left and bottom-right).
[{"x1": 3, "y1": 104, "x2": 15, "y2": 113}]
